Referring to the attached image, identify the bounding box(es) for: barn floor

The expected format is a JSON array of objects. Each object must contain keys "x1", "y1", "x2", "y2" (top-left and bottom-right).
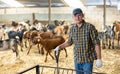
[{"x1": 0, "y1": 44, "x2": 120, "y2": 74}]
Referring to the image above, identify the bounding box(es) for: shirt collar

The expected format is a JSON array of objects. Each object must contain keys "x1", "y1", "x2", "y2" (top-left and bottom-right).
[{"x1": 73, "y1": 20, "x2": 86, "y2": 28}]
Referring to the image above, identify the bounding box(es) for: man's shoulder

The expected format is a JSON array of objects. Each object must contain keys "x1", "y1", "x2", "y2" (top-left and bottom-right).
[
  {"x1": 85, "y1": 22, "x2": 93, "y2": 26},
  {"x1": 85, "y1": 22, "x2": 95, "y2": 28},
  {"x1": 69, "y1": 23, "x2": 75, "y2": 28}
]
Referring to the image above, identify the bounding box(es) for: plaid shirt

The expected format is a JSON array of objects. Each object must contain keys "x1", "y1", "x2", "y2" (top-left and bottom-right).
[{"x1": 67, "y1": 20, "x2": 100, "y2": 63}]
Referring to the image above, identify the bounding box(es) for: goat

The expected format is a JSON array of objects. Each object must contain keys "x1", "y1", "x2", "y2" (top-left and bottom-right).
[
  {"x1": 22, "y1": 31, "x2": 31, "y2": 48},
  {"x1": 0, "y1": 26, "x2": 5, "y2": 40},
  {"x1": 0, "y1": 38, "x2": 20, "y2": 58},
  {"x1": 29, "y1": 35, "x2": 68, "y2": 62},
  {"x1": 27, "y1": 31, "x2": 42, "y2": 54},
  {"x1": 7, "y1": 28, "x2": 26, "y2": 51},
  {"x1": 38, "y1": 31, "x2": 55, "y2": 54},
  {"x1": 39, "y1": 31, "x2": 54, "y2": 39},
  {"x1": 27, "y1": 31, "x2": 54, "y2": 55},
  {"x1": 117, "y1": 31, "x2": 120, "y2": 48},
  {"x1": 54, "y1": 25, "x2": 69, "y2": 36}
]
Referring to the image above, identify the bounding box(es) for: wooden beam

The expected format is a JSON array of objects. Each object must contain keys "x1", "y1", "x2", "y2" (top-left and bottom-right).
[{"x1": 103, "y1": 0, "x2": 106, "y2": 30}]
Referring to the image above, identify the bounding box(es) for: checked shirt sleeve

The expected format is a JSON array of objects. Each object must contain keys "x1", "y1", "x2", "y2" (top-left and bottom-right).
[
  {"x1": 89, "y1": 25, "x2": 100, "y2": 45},
  {"x1": 67, "y1": 26, "x2": 73, "y2": 45}
]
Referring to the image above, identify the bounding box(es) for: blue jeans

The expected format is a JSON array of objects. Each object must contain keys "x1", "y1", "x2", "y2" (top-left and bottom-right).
[{"x1": 74, "y1": 61, "x2": 93, "y2": 74}]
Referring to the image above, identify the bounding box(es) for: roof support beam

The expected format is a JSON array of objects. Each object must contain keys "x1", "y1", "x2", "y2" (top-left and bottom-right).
[
  {"x1": 48, "y1": 0, "x2": 51, "y2": 24},
  {"x1": 103, "y1": 0, "x2": 106, "y2": 30},
  {"x1": 109, "y1": 0, "x2": 112, "y2": 6}
]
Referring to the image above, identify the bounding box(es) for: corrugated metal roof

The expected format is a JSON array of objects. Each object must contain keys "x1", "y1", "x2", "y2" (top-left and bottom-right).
[
  {"x1": 0, "y1": 0, "x2": 67, "y2": 8},
  {"x1": 0, "y1": 0, "x2": 120, "y2": 8}
]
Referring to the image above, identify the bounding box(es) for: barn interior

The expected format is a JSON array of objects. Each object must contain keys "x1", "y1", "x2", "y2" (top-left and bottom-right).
[{"x1": 0, "y1": 0, "x2": 120, "y2": 74}]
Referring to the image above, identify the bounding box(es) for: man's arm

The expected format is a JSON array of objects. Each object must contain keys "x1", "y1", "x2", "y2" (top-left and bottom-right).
[
  {"x1": 90, "y1": 25, "x2": 102, "y2": 68},
  {"x1": 54, "y1": 42, "x2": 71, "y2": 56},
  {"x1": 59, "y1": 42, "x2": 71, "y2": 49},
  {"x1": 95, "y1": 44, "x2": 101, "y2": 59},
  {"x1": 95, "y1": 44, "x2": 102, "y2": 68}
]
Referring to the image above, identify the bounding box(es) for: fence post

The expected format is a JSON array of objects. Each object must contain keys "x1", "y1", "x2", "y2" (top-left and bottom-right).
[{"x1": 36, "y1": 65, "x2": 40, "y2": 74}]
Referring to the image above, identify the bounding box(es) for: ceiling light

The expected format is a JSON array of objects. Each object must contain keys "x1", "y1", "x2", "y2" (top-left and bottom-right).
[
  {"x1": 64, "y1": 0, "x2": 84, "y2": 8},
  {"x1": 1, "y1": 0, "x2": 24, "y2": 7},
  {"x1": 117, "y1": 1, "x2": 120, "y2": 10}
]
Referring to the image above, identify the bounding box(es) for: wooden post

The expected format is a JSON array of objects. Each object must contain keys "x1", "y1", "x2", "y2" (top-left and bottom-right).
[
  {"x1": 32, "y1": 13, "x2": 35, "y2": 22},
  {"x1": 103, "y1": 0, "x2": 106, "y2": 30},
  {"x1": 48, "y1": 0, "x2": 51, "y2": 24}
]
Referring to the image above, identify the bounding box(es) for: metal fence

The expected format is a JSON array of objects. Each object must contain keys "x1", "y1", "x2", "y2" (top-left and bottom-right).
[
  {"x1": 17, "y1": 65, "x2": 106, "y2": 74},
  {"x1": 17, "y1": 51, "x2": 106, "y2": 74}
]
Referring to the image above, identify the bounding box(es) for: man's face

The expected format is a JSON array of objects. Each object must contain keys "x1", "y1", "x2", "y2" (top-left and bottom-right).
[{"x1": 73, "y1": 13, "x2": 83, "y2": 24}]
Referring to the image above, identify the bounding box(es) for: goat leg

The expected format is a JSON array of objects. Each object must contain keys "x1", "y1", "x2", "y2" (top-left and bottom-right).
[
  {"x1": 102, "y1": 39, "x2": 106, "y2": 49},
  {"x1": 16, "y1": 48, "x2": 20, "y2": 59},
  {"x1": 63, "y1": 48, "x2": 68, "y2": 57},
  {"x1": 20, "y1": 42, "x2": 23, "y2": 51},
  {"x1": 27, "y1": 45, "x2": 32, "y2": 55},
  {"x1": 117, "y1": 39, "x2": 120, "y2": 48},
  {"x1": 108, "y1": 39, "x2": 111, "y2": 49},
  {"x1": 13, "y1": 45, "x2": 20, "y2": 59},
  {"x1": 45, "y1": 52, "x2": 48, "y2": 62},
  {"x1": 37, "y1": 44, "x2": 40, "y2": 54},
  {"x1": 112, "y1": 39, "x2": 114, "y2": 49},
  {"x1": 40, "y1": 46, "x2": 44, "y2": 55},
  {"x1": 3, "y1": 33, "x2": 5, "y2": 40},
  {"x1": 12, "y1": 48, "x2": 15, "y2": 52},
  {"x1": 48, "y1": 52, "x2": 54, "y2": 60},
  {"x1": 25, "y1": 40, "x2": 27, "y2": 48},
  {"x1": 39, "y1": 44, "x2": 44, "y2": 55}
]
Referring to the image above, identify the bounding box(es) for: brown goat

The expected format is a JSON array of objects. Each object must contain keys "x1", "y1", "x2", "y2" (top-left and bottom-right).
[
  {"x1": 40, "y1": 31, "x2": 54, "y2": 39},
  {"x1": 39, "y1": 31, "x2": 55, "y2": 54},
  {"x1": 31, "y1": 36, "x2": 68, "y2": 62},
  {"x1": 27, "y1": 31, "x2": 54, "y2": 55},
  {"x1": 22, "y1": 31, "x2": 31, "y2": 48},
  {"x1": 27, "y1": 31, "x2": 41, "y2": 54},
  {"x1": 54, "y1": 25, "x2": 69, "y2": 36},
  {"x1": 23, "y1": 30, "x2": 42, "y2": 48}
]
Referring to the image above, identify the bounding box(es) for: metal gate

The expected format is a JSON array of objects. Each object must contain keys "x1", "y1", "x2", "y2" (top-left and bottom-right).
[{"x1": 17, "y1": 51, "x2": 106, "y2": 74}]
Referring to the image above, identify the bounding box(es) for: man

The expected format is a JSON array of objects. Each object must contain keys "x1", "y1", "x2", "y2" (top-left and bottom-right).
[{"x1": 54, "y1": 8, "x2": 102, "y2": 74}]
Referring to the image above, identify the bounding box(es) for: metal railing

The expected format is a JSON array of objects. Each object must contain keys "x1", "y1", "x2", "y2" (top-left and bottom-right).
[
  {"x1": 17, "y1": 65, "x2": 106, "y2": 74},
  {"x1": 17, "y1": 51, "x2": 106, "y2": 74}
]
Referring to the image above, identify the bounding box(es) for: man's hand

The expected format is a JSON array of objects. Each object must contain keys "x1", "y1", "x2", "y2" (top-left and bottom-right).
[
  {"x1": 54, "y1": 46, "x2": 60, "y2": 56},
  {"x1": 96, "y1": 59, "x2": 102, "y2": 68}
]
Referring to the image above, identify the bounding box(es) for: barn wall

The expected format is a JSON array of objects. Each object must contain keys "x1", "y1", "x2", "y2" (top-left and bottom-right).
[
  {"x1": 0, "y1": 7, "x2": 120, "y2": 31},
  {"x1": 84, "y1": 6, "x2": 120, "y2": 31},
  {"x1": 0, "y1": 7, "x2": 73, "y2": 24}
]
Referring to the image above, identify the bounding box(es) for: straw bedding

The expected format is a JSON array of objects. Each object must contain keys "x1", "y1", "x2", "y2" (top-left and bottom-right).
[{"x1": 0, "y1": 43, "x2": 120, "y2": 74}]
